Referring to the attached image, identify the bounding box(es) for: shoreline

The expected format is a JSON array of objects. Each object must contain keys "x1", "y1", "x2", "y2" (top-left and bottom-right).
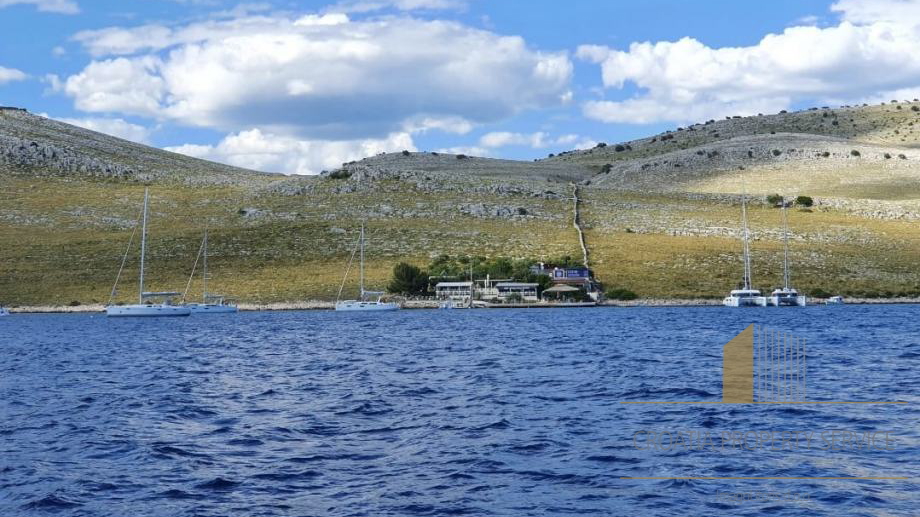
[{"x1": 5, "y1": 297, "x2": 920, "y2": 313}]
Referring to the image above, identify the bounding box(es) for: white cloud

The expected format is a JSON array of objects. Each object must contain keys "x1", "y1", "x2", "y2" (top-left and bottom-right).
[
  {"x1": 327, "y1": 0, "x2": 466, "y2": 14},
  {"x1": 54, "y1": 116, "x2": 152, "y2": 143},
  {"x1": 479, "y1": 131, "x2": 584, "y2": 149},
  {"x1": 63, "y1": 57, "x2": 165, "y2": 116},
  {"x1": 0, "y1": 0, "x2": 78, "y2": 14},
  {"x1": 0, "y1": 65, "x2": 27, "y2": 84},
  {"x1": 165, "y1": 129, "x2": 416, "y2": 174},
  {"x1": 65, "y1": 14, "x2": 572, "y2": 140},
  {"x1": 433, "y1": 145, "x2": 492, "y2": 157},
  {"x1": 578, "y1": 3, "x2": 920, "y2": 125},
  {"x1": 831, "y1": 0, "x2": 920, "y2": 25}
]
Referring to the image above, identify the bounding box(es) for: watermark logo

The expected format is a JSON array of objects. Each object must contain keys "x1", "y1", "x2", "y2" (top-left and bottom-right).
[
  {"x1": 723, "y1": 324, "x2": 805, "y2": 403},
  {"x1": 620, "y1": 324, "x2": 909, "y2": 486}
]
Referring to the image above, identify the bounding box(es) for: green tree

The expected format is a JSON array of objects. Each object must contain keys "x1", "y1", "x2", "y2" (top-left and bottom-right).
[
  {"x1": 766, "y1": 194, "x2": 784, "y2": 206},
  {"x1": 794, "y1": 195, "x2": 814, "y2": 207},
  {"x1": 387, "y1": 263, "x2": 429, "y2": 296}
]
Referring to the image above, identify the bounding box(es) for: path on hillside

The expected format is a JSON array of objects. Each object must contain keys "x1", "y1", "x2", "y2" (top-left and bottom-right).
[{"x1": 571, "y1": 183, "x2": 590, "y2": 269}]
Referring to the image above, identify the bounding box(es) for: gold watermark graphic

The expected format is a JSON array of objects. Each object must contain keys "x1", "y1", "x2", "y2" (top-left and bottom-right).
[{"x1": 620, "y1": 324, "x2": 909, "y2": 482}]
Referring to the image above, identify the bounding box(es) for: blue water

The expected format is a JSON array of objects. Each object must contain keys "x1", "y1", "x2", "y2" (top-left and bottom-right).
[{"x1": 1, "y1": 306, "x2": 917, "y2": 516}]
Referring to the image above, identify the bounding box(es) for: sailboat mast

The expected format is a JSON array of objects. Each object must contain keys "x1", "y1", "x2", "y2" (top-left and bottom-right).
[
  {"x1": 203, "y1": 228, "x2": 208, "y2": 302},
  {"x1": 359, "y1": 223, "x2": 365, "y2": 299},
  {"x1": 139, "y1": 188, "x2": 149, "y2": 304},
  {"x1": 740, "y1": 172, "x2": 752, "y2": 290},
  {"x1": 782, "y1": 199, "x2": 790, "y2": 290}
]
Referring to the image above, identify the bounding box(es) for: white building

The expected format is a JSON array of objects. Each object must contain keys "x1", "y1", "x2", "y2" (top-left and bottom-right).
[{"x1": 435, "y1": 281, "x2": 473, "y2": 305}]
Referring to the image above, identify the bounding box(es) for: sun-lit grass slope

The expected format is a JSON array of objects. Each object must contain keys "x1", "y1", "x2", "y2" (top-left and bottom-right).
[
  {"x1": 578, "y1": 190, "x2": 920, "y2": 298},
  {"x1": 0, "y1": 108, "x2": 275, "y2": 184}
]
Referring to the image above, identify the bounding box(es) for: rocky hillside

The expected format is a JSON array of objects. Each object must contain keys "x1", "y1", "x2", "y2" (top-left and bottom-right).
[
  {"x1": 0, "y1": 108, "x2": 274, "y2": 184},
  {"x1": 1, "y1": 104, "x2": 919, "y2": 305}
]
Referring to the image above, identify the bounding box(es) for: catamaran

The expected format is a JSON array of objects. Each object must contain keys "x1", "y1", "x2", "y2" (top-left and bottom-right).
[
  {"x1": 182, "y1": 229, "x2": 238, "y2": 314},
  {"x1": 105, "y1": 189, "x2": 191, "y2": 317},
  {"x1": 769, "y1": 199, "x2": 806, "y2": 307},
  {"x1": 724, "y1": 172, "x2": 767, "y2": 307},
  {"x1": 335, "y1": 224, "x2": 400, "y2": 311}
]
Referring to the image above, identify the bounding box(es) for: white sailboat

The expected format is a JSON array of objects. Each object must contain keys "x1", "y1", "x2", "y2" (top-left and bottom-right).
[
  {"x1": 724, "y1": 172, "x2": 767, "y2": 307},
  {"x1": 106, "y1": 189, "x2": 191, "y2": 317},
  {"x1": 0, "y1": 307, "x2": 10, "y2": 317},
  {"x1": 769, "y1": 200, "x2": 806, "y2": 307},
  {"x1": 335, "y1": 224, "x2": 400, "y2": 311},
  {"x1": 183, "y1": 229, "x2": 238, "y2": 314}
]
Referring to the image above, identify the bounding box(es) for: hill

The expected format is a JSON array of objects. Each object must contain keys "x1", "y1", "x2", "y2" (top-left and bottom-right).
[{"x1": 1, "y1": 103, "x2": 919, "y2": 306}]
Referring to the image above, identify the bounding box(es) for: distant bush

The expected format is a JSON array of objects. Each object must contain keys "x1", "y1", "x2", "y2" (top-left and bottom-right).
[
  {"x1": 68, "y1": 300, "x2": 81, "y2": 307},
  {"x1": 431, "y1": 152, "x2": 439, "y2": 156},
  {"x1": 547, "y1": 153, "x2": 554, "y2": 158},
  {"x1": 795, "y1": 195, "x2": 814, "y2": 207},
  {"x1": 831, "y1": 120, "x2": 839, "y2": 126},
  {"x1": 456, "y1": 154, "x2": 467, "y2": 160},
  {"x1": 328, "y1": 169, "x2": 351, "y2": 179},
  {"x1": 912, "y1": 106, "x2": 919, "y2": 112},
  {"x1": 772, "y1": 149, "x2": 782, "y2": 156},
  {"x1": 402, "y1": 150, "x2": 411, "y2": 156},
  {"x1": 614, "y1": 144, "x2": 626, "y2": 152},
  {"x1": 605, "y1": 288, "x2": 638, "y2": 301},
  {"x1": 850, "y1": 149, "x2": 861, "y2": 157},
  {"x1": 766, "y1": 194, "x2": 784, "y2": 206},
  {"x1": 899, "y1": 154, "x2": 907, "y2": 159},
  {"x1": 595, "y1": 142, "x2": 607, "y2": 148},
  {"x1": 821, "y1": 151, "x2": 830, "y2": 157},
  {"x1": 601, "y1": 163, "x2": 612, "y2": 174},
  {"x1": 884, "y1": 153, "x2": 892, "y2": 159},
  {"x1": 779, "y1": 110, "x2": 788, "y2": 114},
  {"x1": 810, "y1": 287, "x2": 831, "y2": 298},
  {"x1": 387, "y1": 262, "x2": 429, "y2": 296}
]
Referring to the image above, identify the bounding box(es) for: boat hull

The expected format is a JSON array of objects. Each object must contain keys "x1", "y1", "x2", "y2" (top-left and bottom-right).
[
  {"x1": 769, "y1": 295, "x2": 807, "y2": 307},
  {"x1": 335, "y1": 301, "x2": 400, "y2": 311},
  {"x1": 185, "y1": 304, "x2": 238, "y2": 314},
  {"x1": 723, "y1": 297, "x2": 767, "y2": 307},
  {"x1": 106, "y1": 305, "x2": 191, "y2": 317}
]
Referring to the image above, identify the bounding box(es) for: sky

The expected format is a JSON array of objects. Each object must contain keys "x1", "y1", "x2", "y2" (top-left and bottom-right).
[{"x1": 2, "y1": 0, "x2": 920, "y2": 174}]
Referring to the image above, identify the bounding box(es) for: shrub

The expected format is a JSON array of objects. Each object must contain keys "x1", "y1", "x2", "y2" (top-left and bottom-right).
[
  {"x1": 606, "y1": 288, "x2": 638, "y2": 301},
  {"x1": 912, "y1": 106, "x2": 919, "y2": 112},
  {"x1": 401, "y1": 150, "x2": 411, "y2": 156},
  {"x1": 772, "y1": 149, "x2": 782, "y2": 156},
  {"x1": 821, "y1": 151, "x2": 830, "y2": 158},
  {"x1": 547, "y1": 153, "x2": 555, "y2": 158},
  {"x1": 431, "y1": 152, "x2": 439, "y2": 156},
  {"x1": 899, "y1": 154, "x2": 907, "y2": 159},
  {"x1": 850, "y1": 149, "x2": 861, "y2": 157},
  {"x1": 884, "y1": 153, "x2": 892, "y2": 159},
  {"x1": 456, "y1": 154, "x2": 467, "y2": 160},
  {"x1": 794, "y1": 195, "x2": 814, "y2": 207},
  {"x1": 328, "y1": 169, "x2": 351, "y2": 179},
  {"x1": 810, "y1": 288, "x2": 831, "y2": 298},
  {"x1": 766, "y1": 194, "x2": 784, "y2": 206},
  {"x1": 614, "y1": 144, "x2": 626, "y2": 152},
  {"x1": 601, "y1": 164, "x2": 612, "y2": 174},
  {"x1": 68, "y1": 300, "x2": 81, "y2": 307},
  {"x1": 595, "y1": 142, "x2": 607, "y2": 148},
  {"x1": 387, "y1": 262, "x2": 429, "y2": 296}
]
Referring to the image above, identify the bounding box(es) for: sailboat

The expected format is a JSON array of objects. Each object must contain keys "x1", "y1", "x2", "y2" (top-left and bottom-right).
[
  {"x1": 335, "y1": 224, "x2": 400, "y2": 311},
  {"x1": 723, "y1": 172, "x2": 767, "y2": 307},
  {"x1": 0, "y1": 307, "x2": 10, "y2": 317},
  {"x1": 105, "y1": 189, "x2": 191, "y2": 317},
  {"x1": 769, "y1": 199, "x2": 806, "y2": 306},
  {"x1": 183, "y1": 229, "x2": 238, "y2": 314}
]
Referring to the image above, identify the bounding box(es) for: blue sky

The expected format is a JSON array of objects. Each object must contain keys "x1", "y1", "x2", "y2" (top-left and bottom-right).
[{"x1": 1, "y1": 0, "x2": 918, "y2": 173}]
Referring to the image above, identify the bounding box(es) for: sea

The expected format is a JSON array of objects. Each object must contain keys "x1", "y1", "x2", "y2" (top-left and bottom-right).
[{"x1": 1, "y1": 305, "x2": 917, "y2": 516}]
